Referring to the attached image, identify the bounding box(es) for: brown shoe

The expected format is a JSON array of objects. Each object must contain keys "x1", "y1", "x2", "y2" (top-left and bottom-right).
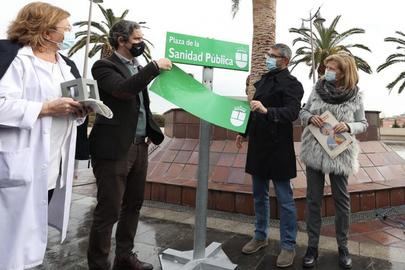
[
  {"x1": 276, "y1": 248, "x2": 295, "y2": 268},
  {"x1": 112, "y1": 253, "x2": 153, "y2": 270},
  {"x1": 241, "y1": 238, "x2": 268, "y2": 254}
]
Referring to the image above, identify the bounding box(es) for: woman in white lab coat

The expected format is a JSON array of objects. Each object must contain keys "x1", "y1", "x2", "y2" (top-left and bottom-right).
[{"x1": 0, "y1": 2, "x2": 89, "y2": 269}]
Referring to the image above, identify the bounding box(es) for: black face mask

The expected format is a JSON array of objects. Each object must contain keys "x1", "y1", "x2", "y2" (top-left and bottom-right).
[{"x1": 129, "y1": 41, "x2": 145, "y2": 57}]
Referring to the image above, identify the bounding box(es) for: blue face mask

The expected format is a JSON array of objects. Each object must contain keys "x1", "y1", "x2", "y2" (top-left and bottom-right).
[
  {"x1": 325, "y1": 70, "x2": 336, "y2": 82},
  {"x1": 266, "y1": 57, "x2": 278, "y2": 71},
  {"x1": 48, "y1": 30, "x2": 75, "y2": 50},
  {"x1": 58, "y1": 31, "x2": 75, "y2": 50}
]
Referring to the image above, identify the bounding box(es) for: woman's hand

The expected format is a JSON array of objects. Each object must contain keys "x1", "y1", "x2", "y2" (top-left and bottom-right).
[
  {"x1": 235, "y1": 134, "x2": 246, "y2": 149},
  {"x1": 250, "y1": 100, "x2": 268, "y2": 114},
  {"x1": 334, "y1": 122, "x2": 350, "y2": 133},
  {"x1": 309, "y1": 115, "x2": 324, "y2": 127},
  {"x1": 40, "y1": 97, "x2": 82, "y2": 117}
]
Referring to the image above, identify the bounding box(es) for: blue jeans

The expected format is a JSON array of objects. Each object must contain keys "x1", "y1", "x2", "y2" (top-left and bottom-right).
[{"x1": 252, "y1": 175, "x2": 297, "y2": 250}]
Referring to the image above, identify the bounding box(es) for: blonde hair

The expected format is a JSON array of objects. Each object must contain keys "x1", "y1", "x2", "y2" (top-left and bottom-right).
[
  {"x1": 324, "y1": 52, "x2": 359, "y2": 90},
  {"x1": 7, "y1": 2, "x2": 70, "y2": 49}
]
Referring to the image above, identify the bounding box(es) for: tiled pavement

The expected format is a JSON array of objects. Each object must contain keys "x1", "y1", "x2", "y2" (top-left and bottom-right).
[
  {"x1": 35, "y1": 190, "x2": 405, "y2": 270},
  {"x1": 320, "y1": 213, "x2": 405, "y2": 248},
  {"x1": 30, "y1": 158, "x2": 405, "y2": 269},
  {"x1": 32, "y1": 139, "x2": 405, "y2": 270}
]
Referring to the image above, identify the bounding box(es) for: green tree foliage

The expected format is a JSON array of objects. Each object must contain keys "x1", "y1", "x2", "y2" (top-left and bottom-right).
[
  {"x1": 377, "y1": 31, "x2": 405, "y2": 94},
  {"x1": 289, "y1": 15, "x2": 372, "y2": 78},
  {"x1": 69, "y1": 4, "x2": 152, "y2": 61}
]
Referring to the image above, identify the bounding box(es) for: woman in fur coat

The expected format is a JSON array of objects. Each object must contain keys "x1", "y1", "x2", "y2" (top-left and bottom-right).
[{"x1": 299, "y1": 52, "x2": 368, "y2": 269}]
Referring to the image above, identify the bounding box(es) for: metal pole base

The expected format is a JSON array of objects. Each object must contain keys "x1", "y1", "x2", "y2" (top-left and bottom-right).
[{"x1": 159, "y1": 242, "x2": 237, "y2": 270}]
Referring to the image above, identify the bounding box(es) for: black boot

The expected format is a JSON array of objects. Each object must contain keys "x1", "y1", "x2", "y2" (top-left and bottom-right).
[
  {"x1": 338, "y1": 247, "x2": 352, "y2": 269},
  {"x1": 303, "y1": 246, "x2": 318, "y2": 268}
]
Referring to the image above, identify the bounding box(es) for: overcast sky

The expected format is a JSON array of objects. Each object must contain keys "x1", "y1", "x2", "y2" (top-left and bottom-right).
[{"x1": 1, "y1": 0, "x2": 404, "y2": 117}]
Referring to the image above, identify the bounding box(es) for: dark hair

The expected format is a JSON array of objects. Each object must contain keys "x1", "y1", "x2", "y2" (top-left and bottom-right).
[{"x1": 108, "y1": 20, "x2": 140, "y2": 49}]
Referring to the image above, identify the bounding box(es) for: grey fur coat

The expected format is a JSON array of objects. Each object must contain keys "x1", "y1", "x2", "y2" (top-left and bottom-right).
[{"x1": 299, "y1": 85, "x2": 368, "y2": 176}]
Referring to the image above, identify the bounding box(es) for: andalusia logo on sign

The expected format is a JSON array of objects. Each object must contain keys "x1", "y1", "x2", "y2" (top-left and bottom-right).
[
  {"x1": 230, "y1": 106, "x2": 247, "y2": 127},
  {"x1": 235, "y1": 49, "x2": 248, "y2": 69}
]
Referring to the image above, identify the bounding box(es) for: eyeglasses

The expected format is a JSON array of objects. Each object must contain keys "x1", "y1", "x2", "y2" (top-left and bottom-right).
[
  {"x1": 53, "y1": 25, "x2": 73, "y2": 32},
  {"x1": 265, "y1": 53, "x2": 285, "y2": 59}
]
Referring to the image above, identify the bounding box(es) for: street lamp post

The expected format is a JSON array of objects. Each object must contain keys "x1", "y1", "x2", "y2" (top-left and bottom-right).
[
  {"x1": 83, "y1": 0, "x2": 103, "y2": 78},
  {"x1": 300, "y1": 7, "x2": 324, "y2": 83}
]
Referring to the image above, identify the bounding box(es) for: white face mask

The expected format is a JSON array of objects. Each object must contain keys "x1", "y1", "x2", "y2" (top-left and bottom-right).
[
  {"x1": 325, "y1": 70, "x2": 337, "y2": 82},
  {"x1": 47, "y1": 30, "x2": 75, "y2": 50}
]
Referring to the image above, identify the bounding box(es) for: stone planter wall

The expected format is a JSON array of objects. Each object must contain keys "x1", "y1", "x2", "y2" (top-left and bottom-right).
[{"x1": 164, "y1": 108, "x2": 380, "y2": 141}]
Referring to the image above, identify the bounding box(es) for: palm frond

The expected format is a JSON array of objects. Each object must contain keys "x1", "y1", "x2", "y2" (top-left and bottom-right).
[
  {"x1": 119, "y1": 9, "x2": 129, "y2": 20},
  {"x1": 140, "y1": 23, "x2": 150, "y2": 30},
  {"x1": 344, "y1": 44, "x2": 372, "y2": 52},
  {"x1": 384, "y1": 37, "x2": 405, "y2": 46},
  {"x1": 295, "y1": 47, "x2": 311, "y2": 54},
  {"x1": 74, "y1": 21, "x2": 108, "y2": 35},
  {"x1": 376, "y1": 31, "x2": 405, "y2": 93},
  {"x1": 290, "y1": 54, "x2": 313, "y2": 77},
  {"x1": 68, "y1": 37, "x2": 88, "y2": 57},
  {"x1": 386, "y1": 53, "x2": 405, "y2": 62},
  {"x1": 75, "y1": 30, "x2": 105, "y2": 39},
  {"x1": 73, "y1": 21, "x2": 107, "y2": 33},
  {"x1": 386, "y1": 72, "x2": 405, "y2": 91},
  {"x1": 143, "y1": 38, "x2": 154, "y2": 48},
  {"x1": 353, "y1": 55, "x2": 373, "y2": 74},
  {"x1": 97, "y1": 4, "x2": 109, "y2": 23},
  {"x1": 88, "y1": 44, "x2": 103, "y2": 58},
  {"x1": 395, "y1": 31, "x2": 405, "y2": 37},
  {"x1": 331, "y1": 28, "x2": 365, "y2": 47},
  {"x1": 231, "y1": 0, "x2": 240, "y2": 18},
  {"x1": 377, "y1": 59, "x2": 405, "y2": 72},
  {"x1": 142, "y1": 50, "x2": 152, "y2": 63},
  {"x1": 292, "y1": 37, "x2": 310, "y2": 46},
  {"x1": 328, "y1": 15, "x2": 341, "y2": 31},
  {"x1": 289, "y1": 11, "x2": 371, "y2": 77},
  {"x1": 397, "y1": 78, "x2": 405, "y2": 94}
]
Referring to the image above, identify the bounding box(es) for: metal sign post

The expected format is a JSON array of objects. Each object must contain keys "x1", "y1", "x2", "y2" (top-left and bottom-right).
[
  {"x1": 193, "y1": 67, "x2": 212, "y2": 260},
  {"x1": 159, "y1": 32, "x2": 247, "y2": 270},
  {"x1": 159, "y1": 67, "x2": 237, "y2": 270}
]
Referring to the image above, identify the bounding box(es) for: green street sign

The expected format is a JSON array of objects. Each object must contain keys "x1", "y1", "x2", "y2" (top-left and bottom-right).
[
  {"x1": 150, "y1": 65, "x2": 250, "y2": 133},
  {"x1": 165, "y1": 32, "x2": 250, "y2": 71}
]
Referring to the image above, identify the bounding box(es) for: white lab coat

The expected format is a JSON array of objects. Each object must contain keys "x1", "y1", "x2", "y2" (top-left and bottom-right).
[{"x1": 0, "y1": 47, "x2": 79, "y2": 270}]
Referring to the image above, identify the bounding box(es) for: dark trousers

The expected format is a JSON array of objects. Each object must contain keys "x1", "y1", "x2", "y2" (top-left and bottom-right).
[
  {"x1": 305, "y1": 166, "x2": 350, "y2": 249},
  {"x1": 87, "y1": 142, "x2": 148, "y2": 270}
]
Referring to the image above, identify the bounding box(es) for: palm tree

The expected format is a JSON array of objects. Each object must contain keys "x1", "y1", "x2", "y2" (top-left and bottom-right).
[
  {"x1": 231, "y1": 0, "x2": 277, "y2": 101},
  {"x1": 68, "y1": 4, "x2": 152, "y2": 60},
  {"x1": 377, "y1": 31, "x2": 405, "y2": 94},
  {"x1": 289, "y1": 15, "x2": 372, "y2": 78}
]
